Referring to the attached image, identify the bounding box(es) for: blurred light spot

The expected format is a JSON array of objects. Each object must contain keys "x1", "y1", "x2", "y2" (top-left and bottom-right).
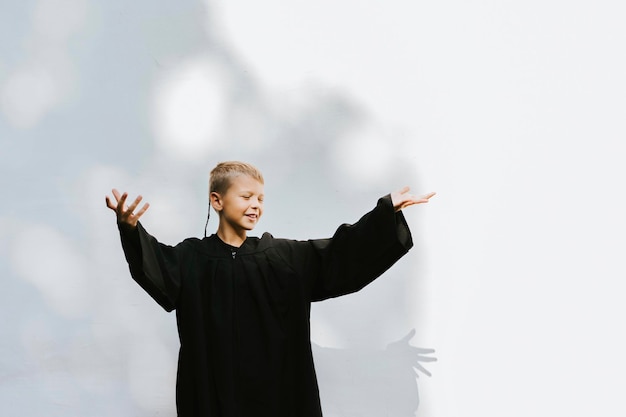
[
  {"x1": 152, "y1": 58, "x2": 227, "y2": 160},
  {"x1": 12, "y1": 224, "x2": 91, "y2": 318}
]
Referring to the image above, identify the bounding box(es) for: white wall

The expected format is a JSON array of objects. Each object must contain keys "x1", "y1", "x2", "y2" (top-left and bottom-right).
[{"x1": 1, "y1": 0, "x2": 624, "y2": 416}]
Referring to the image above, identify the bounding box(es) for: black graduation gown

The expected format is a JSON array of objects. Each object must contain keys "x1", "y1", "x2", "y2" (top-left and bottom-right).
[{"x1": 118, "y1": 194, "x2": 413, "y2": 417}]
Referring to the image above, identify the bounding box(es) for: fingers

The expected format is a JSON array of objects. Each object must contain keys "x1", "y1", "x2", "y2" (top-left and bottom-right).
[
  {"x1": 126, "y1": 195, "x2": 144, "y2": 215},
  {"x1": 407, "y1": 191, "x2": 436, "y2": 206},
  {"x1": 111, "y1": 189, "x2": 139, "y2": 215},
  {"x1": 135, "y1": 202, "x2": 150, "y2": 219},
  {"x1": 411, "y1": 192, "x2": 436, "y2": 204},
  {"x1": 105, "y1": 195, "x2": 116, "y2": 211},
  {"x1": 111, "y1": 188, "x2": 122, "y2": 205},
  {"x1": 105, "y1": 189, "x2": 150, "y2": 226},
  {"x1": 106, "y1": 189, "x2": 122, "y2": 210},
  {"x1": 117, "y1": 192, "x2": 128, "y2": 214},
  {"x1": 393, "y1": 190, "x2": 436, "y2": 211}
]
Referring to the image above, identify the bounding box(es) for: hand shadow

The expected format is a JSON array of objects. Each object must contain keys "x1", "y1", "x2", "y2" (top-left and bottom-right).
[{"x1": 312, "y1": 329, "x2": 436, "y2": 417}]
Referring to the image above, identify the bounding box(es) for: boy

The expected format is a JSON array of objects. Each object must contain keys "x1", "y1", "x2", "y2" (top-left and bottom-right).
[{"x1": 106, "y1": 161, "x2": 435, "y2": 417}]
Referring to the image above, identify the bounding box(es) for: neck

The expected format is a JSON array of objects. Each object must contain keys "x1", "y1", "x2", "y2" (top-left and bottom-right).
[{"x1": 216, "y1": 226, "x2": 247, "y2": 248}]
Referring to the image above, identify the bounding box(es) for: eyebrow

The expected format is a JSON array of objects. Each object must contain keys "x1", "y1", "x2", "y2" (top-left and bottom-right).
[{"x1": 240, "y1": 191, "x2": 264, "y2": 197}]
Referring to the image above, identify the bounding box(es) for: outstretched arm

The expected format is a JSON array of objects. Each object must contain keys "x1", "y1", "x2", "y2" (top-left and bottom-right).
[
  {"x1": 304, "y1": 193, "x2": 415, "y2": 301},
  {"x1": 105, "y1": 188, "x2": 150, "y2": 228},
  {"x1": 106, "y1": 189, "x2": 180, "y2": 311},
  {"x1": 390, "y1": 187, "x2": 436, "y2": 212}
]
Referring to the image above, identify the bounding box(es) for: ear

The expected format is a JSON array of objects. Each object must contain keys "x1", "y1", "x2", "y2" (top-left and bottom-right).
[{"x1": 210, "y1": 192, "x2": 223, "y2": 212}]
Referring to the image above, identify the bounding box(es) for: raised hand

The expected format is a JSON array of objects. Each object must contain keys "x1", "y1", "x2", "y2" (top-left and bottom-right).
[
  {"x1": 390, "y1": 187, "x2": 436, "y2": 212},
  {"x1": 105, "y1": 188, "x2": 150, "y2": 228}
]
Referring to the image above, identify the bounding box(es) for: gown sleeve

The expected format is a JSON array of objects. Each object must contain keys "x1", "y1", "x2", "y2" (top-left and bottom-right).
[
  {"x1": 275, "y1": 194, "x2": 414, "y2": 302},
  {"x1": 117, "y1": 222, "x2": 183, "y2": 311}
]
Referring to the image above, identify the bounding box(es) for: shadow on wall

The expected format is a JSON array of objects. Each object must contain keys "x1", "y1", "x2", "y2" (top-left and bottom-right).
[{"x1": 314, "y1": 329, "x2": 436, "y2": 417}]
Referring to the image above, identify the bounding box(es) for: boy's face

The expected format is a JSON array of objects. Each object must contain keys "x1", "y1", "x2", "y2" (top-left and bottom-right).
[{"x1": 216, "y1": 174, "x2": 264, "y2": 233}]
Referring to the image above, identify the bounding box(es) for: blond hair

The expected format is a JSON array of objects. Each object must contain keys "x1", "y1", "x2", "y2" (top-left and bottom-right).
[{"x1": 209, "y1": 161, "x2": 264, "y2": 194}]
